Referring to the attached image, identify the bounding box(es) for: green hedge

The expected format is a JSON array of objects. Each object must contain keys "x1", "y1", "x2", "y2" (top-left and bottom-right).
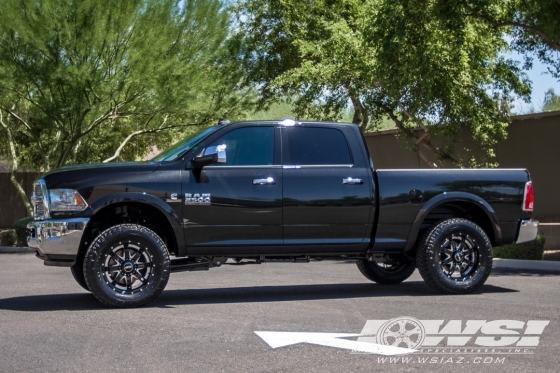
[
  {"x1": 0, "y1": 229, "x2": 17, "y2": 247},
  {"x1": 14, "y1": 217, "x2": 33, "y2": 247},
  {"x1": 493, "y1": 234, "x2": 546, "y2": 260}
]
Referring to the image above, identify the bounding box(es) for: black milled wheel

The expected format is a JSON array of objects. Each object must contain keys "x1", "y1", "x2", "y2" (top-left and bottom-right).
[
  {"x1": 70, "y1": 259, "x2": 89, "y2": 291},
  {"x1": 83, "y1": 224, "x2": 170, "y2": 307},
  {"x1": 416, "y1": 218, "x2": 492, "y2": 294},
  {"x1": 356, "y1": 259, "x2": 415, "y2": 285}
]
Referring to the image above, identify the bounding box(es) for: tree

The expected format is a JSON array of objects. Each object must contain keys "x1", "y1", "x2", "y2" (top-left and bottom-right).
[
  {"x1": 453, "y1": 0, "x2": 560, "y2": 80},
  {"x1": 232, "y1": 0, "x2": 531, "y2": 167},
  {"x1": 543, "y1": 88, "x2": 560, "y2": 111},
  {"x1": 0, "y1": 0, "x2": 254, "y2": 215}
]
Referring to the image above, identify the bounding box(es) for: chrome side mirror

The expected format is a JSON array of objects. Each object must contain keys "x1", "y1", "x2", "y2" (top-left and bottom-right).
[
  {"x1": 204, "y1": 144, "x2": 227, "y2": 163},
  {"x1": 192, "y1": 144, "x2": 227, "y2": 169}
]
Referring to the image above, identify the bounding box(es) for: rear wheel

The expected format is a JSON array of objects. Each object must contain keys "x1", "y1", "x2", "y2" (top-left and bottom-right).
[
  {"x1": 356, "y1": 259, "x2": 416, "y2": 284},
  {"x1": 83, "y1": 224, "x2": 170, "y2": 307},
  {"x1": 416, "y1": 218, "x2": 492, "y2": 294}
]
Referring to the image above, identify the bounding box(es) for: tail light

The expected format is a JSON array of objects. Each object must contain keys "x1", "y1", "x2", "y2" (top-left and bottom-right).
[{"x1": 522, "y1": 181, "x2": 534, "y2": 212}]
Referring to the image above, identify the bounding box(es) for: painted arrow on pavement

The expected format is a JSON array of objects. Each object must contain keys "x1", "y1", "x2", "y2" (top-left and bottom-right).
[{"x1": 255, "y1": 331, "x2": 417, "y2": 356}]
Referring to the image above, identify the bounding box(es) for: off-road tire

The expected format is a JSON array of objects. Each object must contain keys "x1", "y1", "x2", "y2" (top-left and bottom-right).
[
  {"x1": 70, "y1": 258, "x2": 89, "y2": 291},
  {"x1": 356, "y1": 259, "x2": 416, "y2": 284},
  {"x1": 83, "y1": 224, "x2": 170, "y2": 307},
  {"x1": 416, "y1": 218, "x2": 492, "y2": 294}
]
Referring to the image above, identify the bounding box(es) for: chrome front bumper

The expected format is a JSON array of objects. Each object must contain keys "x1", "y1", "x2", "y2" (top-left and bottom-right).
[
  {"x1": 27, "y1": 218, "x2": 89, "y2": 257},
  {"x1": 516, "y1": 219, "x2": 539, "y2": 244}
]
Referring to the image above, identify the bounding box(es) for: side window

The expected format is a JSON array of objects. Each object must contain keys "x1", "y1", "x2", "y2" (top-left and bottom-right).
[
  {"x1": 283, "y1": 127, "x2": 352, "y2": 165},
  {"x1": 208, "y1": 126, "x2": 274, "y2": 166}
]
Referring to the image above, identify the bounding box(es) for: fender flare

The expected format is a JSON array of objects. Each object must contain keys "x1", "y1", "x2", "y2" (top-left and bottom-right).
[
  {"x1": 90, "y1": 192, "x2": 181, "y2": 226},
  {"x1": 86, "y1": 192, "x2": 184, "y2": 254},
  {"x1": 404, "y1": 192, "x2": 501, "y2": 251}
]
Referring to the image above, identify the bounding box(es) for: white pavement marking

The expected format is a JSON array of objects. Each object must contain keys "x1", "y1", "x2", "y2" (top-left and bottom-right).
[{"x1": 254, "y1": 331, "x2": 417, "y2": 355}]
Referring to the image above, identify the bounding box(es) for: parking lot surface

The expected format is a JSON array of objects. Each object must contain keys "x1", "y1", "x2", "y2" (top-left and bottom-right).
[{"x1": 1, "y1": 253, "x2": 559, "y2": 373}]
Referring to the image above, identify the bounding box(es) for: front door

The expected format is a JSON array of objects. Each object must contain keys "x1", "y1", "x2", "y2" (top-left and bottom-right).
[{"x1": 183, "y1": 125, "x2": 282, "y2": 254}]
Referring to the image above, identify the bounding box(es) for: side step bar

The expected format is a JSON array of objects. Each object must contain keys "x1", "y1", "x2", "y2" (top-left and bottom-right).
[
  {"x1": 171, "y1": 259, "x2": 210, "y2": 272},
  {"x1": 170, "y1": 256, "x2": 227, "y2": 273},
  {"x1": 169, "y1": 254, "x2": 378, "y2": 273}
]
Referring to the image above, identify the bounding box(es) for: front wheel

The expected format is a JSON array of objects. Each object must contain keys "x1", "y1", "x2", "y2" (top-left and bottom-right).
[
  {"x1": 83, "y1": 224, "x2": 170, "y2": 307},
  {"x1": 416, "y1": 218, "x2": 492, "y2": 294},
  {"x1": 356, "y1": 259, "x2": 416, "y2": 285}
]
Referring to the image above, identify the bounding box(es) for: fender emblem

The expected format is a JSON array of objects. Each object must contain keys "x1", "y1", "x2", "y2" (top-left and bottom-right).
[
  {"x1": 185, "y1": 193, "x2": 211, "y2": 205},
  {"x1": 166, "y1": 193, "x2": 182, "y2": 203}
]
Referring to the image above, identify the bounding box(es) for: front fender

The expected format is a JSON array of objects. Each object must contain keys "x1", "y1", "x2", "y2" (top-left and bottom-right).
[
  {"x1": 90, "y1": 192, "x2": 182, "y2": 228},
  {"x1": 87, "y1": 192, "x2": 185, "y2": 255}
]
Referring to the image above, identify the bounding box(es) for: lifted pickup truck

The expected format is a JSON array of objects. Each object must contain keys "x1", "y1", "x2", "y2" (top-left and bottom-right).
[{"x1": 28, "y1": 119, "x2": 538, "y2": 307}]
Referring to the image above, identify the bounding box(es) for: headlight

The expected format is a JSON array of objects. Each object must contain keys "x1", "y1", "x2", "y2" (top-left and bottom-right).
[{"x1": 49, "y1": 189, "x2": 88, "y2": 212}]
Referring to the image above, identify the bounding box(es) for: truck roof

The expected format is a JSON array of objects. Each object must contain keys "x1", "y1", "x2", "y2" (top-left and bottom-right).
[{"x1": 221, "y1": 119, "x2": 358, "y2": 128}]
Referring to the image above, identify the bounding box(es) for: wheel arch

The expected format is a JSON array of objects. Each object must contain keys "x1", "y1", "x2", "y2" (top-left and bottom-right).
[
  {"x1": 405, "y1": 192, "x2": 501, "y2": 251},
  {"x1": 77, "y1": 193, "x2": 183, "y2": 260}
]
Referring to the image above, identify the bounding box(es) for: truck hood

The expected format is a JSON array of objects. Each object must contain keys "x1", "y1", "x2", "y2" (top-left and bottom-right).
[
  {"x1": 39, "y1": 161, "x2": 162, "y2": 190},
  {"x1": 56, "y1": 161, "x2": 159, "y2": 172}
]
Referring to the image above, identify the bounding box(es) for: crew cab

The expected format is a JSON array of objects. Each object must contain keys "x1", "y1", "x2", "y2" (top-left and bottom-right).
[{"x1": 27, "y1": 119, "x2": 539, "y2": 307}]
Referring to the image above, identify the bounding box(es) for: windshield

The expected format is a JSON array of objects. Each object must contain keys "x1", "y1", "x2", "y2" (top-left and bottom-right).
[{"x1": 151, "y1": 127, "x2": 219, "y2": 162}]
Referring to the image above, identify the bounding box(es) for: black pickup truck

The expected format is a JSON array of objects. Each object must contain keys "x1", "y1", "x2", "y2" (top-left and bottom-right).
[{"x1": 28, "y1": 119, "x2": 538, "y2": 307}]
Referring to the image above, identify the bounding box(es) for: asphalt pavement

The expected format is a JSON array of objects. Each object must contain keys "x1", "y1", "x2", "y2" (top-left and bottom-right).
[{"x1": 1, "y1": 253, "x2": 559, "y2": 373}]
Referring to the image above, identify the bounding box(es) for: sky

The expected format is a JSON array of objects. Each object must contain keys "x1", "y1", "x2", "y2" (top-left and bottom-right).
[{"x1": 507, "y1": 50, "x2": 560, "y2": 114}]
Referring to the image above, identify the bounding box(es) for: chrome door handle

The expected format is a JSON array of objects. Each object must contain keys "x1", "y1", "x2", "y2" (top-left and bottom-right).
[
  {"x1": 253, "y1": 177, "x2": 276, "y2": 185},
  {"x1": 342, "y1": 177, "x2": 363, "y2": 185}
]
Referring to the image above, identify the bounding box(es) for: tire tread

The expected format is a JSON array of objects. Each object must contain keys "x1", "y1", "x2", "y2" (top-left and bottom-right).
[
  {"x1": 83, "y1": 224, "x2": 170, "y2": 307},
  {"x1": 356, "y1": 258, "x2": 415, "y2": 285},
  {"x1": 416, "y1": 218, "x2": 492, "y2": 294},
  {"x1": 70, "y1": 261, "x2": 89, "y2": 291}
]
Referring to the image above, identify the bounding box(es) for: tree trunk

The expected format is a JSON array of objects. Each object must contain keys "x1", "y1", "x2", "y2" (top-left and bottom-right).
[
  {"x1": 378, "y1": 102, "x2": 458, "y2": 168},
  {"x1": 0, "y1": 111, "x2": 33, "y2": 216},
  {"x1": 9, "y1": 172, "x2": 33, "y2": 217},
  {"x1": 349, "y1": 92, "x2": 368, "y2": 128}
]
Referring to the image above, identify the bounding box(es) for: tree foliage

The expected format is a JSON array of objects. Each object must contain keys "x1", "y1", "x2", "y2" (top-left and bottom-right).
[
  {"x1": 543, "y1": 88, "x2": 560, "y2": 111},
  {"x1": 454, "y1": 0, "x2": 560, "y2": 80},
  {"x1": 0, "y1": 0, "x2": 253, "y2": 168},
  {"x1": 0, "y1": 0, "x2": 254, "y2": 213},
  {"x1": 232, "y1": 0, "x2": 532, "y2": 167}
]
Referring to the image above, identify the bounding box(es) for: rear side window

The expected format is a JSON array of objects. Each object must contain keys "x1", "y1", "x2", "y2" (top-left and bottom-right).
[{"x1": 283, "y1": 127, "x2": 352, "y2": 165}]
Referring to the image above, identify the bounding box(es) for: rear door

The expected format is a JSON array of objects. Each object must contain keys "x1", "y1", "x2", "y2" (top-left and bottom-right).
[{"x1": 281, "y1": 125, "x2": 373, "y2": 250}]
